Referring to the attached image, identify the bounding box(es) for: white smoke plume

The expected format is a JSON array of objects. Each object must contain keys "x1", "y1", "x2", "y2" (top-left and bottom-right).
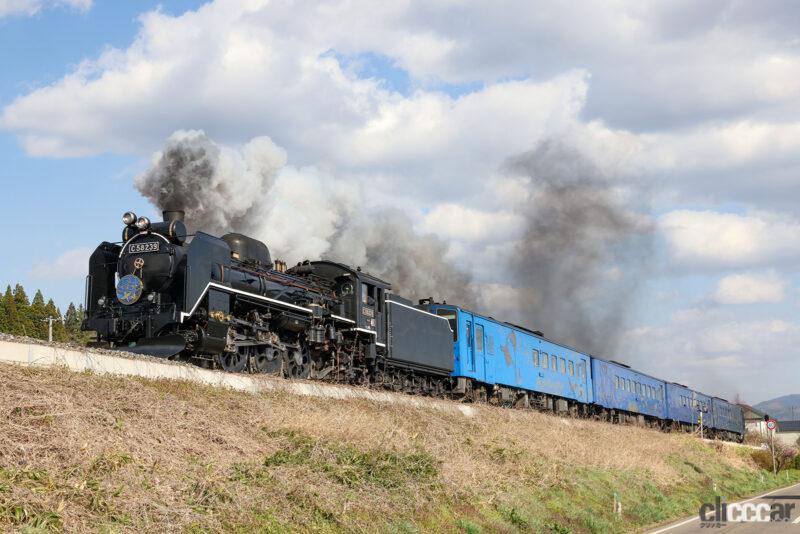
[{"x1": 135, "y1": 130, "x2": 477, "y2": 305}]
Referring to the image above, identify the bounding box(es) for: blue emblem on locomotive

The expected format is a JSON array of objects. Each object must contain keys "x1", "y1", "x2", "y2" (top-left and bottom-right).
[{"x1": 116, "y1": 274, "x2": 144, "y2": 305}]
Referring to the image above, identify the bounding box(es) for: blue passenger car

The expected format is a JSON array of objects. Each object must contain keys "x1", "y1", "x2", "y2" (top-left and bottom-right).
[
  {"x1": 591, "y1": 359, "x2": 667, "y2": 419},
  {"x1": 665, "y1": 382, "x2": 711, "y2": 426},
  {"x1": 429, "y1": 304, "x2": 593, "y2": 404},
  {"x1": 711, "y1": 397, "x2": 744, "y2": 436}
]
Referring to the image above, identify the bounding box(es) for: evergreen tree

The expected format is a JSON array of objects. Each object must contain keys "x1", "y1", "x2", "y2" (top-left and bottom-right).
[
  {"x1": 0, "y1": 290, "x2": 6, "y2": 333},
  {"x1": 30, "y1": 290, "x2": 48, "y2": 340},
  {"x1": 13, "y1": 284, "x2": 34, "y2": 337},
  {"x1": 65, "y1": 303, "x2": 80, "y2": 340},
  {"x1": 45, "y1": 299, "x2": 68, "y2": 342},
  {"x1": 3, "y1": 285, "x2": 23, "y2": 336}
]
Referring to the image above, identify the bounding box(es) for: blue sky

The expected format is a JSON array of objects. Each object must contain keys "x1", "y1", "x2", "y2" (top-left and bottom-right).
[
  {"x1": 0, "y1": 0, "x2": 205, "y2": 305},
  {"x1": 1, "y1": 0, "x2": 799, "y2": 403}
]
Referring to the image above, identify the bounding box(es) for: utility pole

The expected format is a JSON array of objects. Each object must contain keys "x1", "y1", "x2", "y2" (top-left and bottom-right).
[
  {"x1": 44, "y1": 316, "x2": 55, "y2": 343},
  {"x1": 770, "y1": 425, "x2": 777, "y2": 475}
]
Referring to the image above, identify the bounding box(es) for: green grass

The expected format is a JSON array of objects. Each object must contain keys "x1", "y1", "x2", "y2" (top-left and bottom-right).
[{"x1": 2, "y1": 362, "x2": 799, "y2": 533}]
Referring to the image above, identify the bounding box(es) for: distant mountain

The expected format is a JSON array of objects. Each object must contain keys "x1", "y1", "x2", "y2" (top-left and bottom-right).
[{"x1": 754, "y1": 395, "x2": 800, "y2": 421}]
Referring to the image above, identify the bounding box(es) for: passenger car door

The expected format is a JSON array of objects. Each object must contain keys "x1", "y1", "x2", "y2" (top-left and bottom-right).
[{"x1": 475, "y1": 321, "x2": 491, "y2": 384}]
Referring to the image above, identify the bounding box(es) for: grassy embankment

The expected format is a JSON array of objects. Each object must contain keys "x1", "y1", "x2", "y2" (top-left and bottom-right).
[{"x1": 0, "y1": 362, "x2": 797, "y2": 533}]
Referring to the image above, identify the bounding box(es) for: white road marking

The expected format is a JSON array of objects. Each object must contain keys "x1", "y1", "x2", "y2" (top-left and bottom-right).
[{"x1": 646, "y1": 482, "x2": 800, "y2": 533}]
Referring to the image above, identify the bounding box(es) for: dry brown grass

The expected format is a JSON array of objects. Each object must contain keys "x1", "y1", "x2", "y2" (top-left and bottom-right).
[{"x1": 0, "y1": 362, "x2": 790, "y2": 533}]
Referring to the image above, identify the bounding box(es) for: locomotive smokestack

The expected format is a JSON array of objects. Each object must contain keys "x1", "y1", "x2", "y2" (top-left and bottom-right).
[{"x1": 162, "y1": 210, "x2": 185, "y2": 223}]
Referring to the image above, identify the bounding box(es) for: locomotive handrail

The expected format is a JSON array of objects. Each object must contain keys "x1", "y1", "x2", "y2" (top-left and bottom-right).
[{"x1": 179, "y1": 281, "x2": 314, "y2": 322}]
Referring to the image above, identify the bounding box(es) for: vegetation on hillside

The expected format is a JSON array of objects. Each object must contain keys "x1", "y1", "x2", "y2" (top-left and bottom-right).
[
  {"x1": 0, "y1": 363, "x2": 798, "y2": 533},
  {"x1": 0, "y1": 283, "x2": 89, "y2": 344}
]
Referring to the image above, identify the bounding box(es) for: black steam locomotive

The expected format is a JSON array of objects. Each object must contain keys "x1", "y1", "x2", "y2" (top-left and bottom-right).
[{"x1": 83, "y1": 210, "x2": 454, "y2": 391}]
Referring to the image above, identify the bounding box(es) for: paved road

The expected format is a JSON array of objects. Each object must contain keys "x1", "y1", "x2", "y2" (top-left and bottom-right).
[{"x1": 644, "y1": 482, "x2": 800, "y2": 533}]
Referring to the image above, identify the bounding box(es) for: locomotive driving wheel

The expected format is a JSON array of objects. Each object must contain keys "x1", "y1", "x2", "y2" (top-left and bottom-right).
[
  {"x1": 282, "y1": 347, "x2": 310, "y2": 379},
  {"x1": 215, "y1": 349, "x2": 247, "y2": 373},
  {"x1": 253, "y1": 347, "x2": 282, "y2": 374}
]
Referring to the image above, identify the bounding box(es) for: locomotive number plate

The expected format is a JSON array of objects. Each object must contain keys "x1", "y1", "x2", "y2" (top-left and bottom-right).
[
  {"x1": 362, "y1": 306, "x2": 374, "y2": 318},
  {"x1": 129, "y1": 242, "x2": 160, "y2": 254}
]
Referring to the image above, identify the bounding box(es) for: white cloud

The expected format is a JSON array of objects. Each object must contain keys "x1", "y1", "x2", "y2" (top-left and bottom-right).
[
  {"x1": 0, "y1": 0, "x2": 91, "y2": 17},
  {"x1": 30, "y1": 247, "x2": 92, "y2": 279},
  {"x1": 620, "y1": 311, "x2": 800, "y2": 402},
  {"x1": 659, "y1": 210, "x2": 800, "y2": 269},
  {"x1": 419, "y1": 203, "x2": 522, "y2": 242},
  {"x1": 714, "y1": 271, "x2": 786, "y2": 305},
  {"x1": 0, "y1": 0, "x2": 39, "y2": 17}
]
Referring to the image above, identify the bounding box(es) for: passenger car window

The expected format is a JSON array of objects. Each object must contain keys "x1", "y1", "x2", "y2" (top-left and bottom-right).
[
  {"x1": 559, "y1": 358, "x2": 566, "y2": 374},
  {"x1": 626, "y1": 379, "x2": 632, "y2": 392},
  {"x1": 579, "y1": 362, "x2": 585, "y2": 378},
  {"x1": 532, "y1": 349, "x2": 539, "y2": 367},
  {"x1": 475, "y1": 325, "x2": 484, "y2": 352},
  {"x1": 551, "y1": 355, "x2": 557, "y2": 370},
  {"x1": 541, "y1": 352, "x2": 548, "y2": 368},
  {"x1": 568, "y1": 361, "x2": 574, "y2": 376}
]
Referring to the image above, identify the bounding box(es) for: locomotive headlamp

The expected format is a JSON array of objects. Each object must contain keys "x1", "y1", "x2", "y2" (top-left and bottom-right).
[
  {"x1": 135, "y1": 216, "x2": 151, "y2": 230},
  {"x1": 146, "y1": 292, "x2": 156, "y2": 302},
  {"x1": 97, "y1": 296, "x2": 107, "y2": 307},
  {"x1": 122, "y1": 212, "x2": 137, "y2": 226}
]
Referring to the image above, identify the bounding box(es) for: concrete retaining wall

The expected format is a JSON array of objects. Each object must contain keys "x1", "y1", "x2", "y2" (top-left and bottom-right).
[{"x1": 0, "y1": 339, "x2": 475, "y2": 417}]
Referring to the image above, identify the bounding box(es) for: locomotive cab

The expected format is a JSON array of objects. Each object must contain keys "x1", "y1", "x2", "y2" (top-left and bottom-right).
[{"x1": 289, "y1": 260, "x2": 390, "y2": 346}]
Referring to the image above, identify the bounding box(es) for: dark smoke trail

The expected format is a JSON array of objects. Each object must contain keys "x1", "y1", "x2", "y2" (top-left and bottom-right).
[
  {"x1": 508, "y1": 140, "x2": 652, "y2": 357},
  {"x1": 135, "y1": 130, "x2": 286, "y2": 236}
]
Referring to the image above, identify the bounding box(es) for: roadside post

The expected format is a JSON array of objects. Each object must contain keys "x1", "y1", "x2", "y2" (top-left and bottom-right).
[{"x1": 766, "y1": 418, "x2": 778, "y2": 475}]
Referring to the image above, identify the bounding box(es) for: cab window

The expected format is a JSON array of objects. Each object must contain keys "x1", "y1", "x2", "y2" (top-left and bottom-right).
[{"x1": 436, "y1": 309, "x2": 458, "y2": 341}]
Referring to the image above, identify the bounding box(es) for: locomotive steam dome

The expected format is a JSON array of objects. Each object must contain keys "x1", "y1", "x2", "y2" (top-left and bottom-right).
[{"x1": 221, "y1": 233, "x2": 272, "y2": 267}]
